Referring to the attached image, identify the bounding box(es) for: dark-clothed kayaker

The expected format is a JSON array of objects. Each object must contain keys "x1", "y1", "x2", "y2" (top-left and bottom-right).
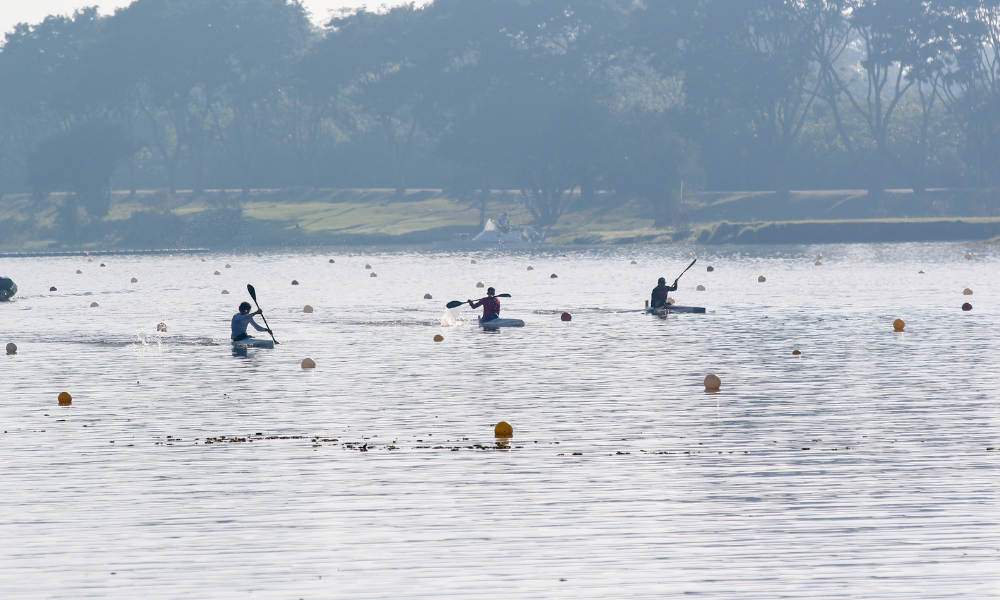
[
  {"x1": 232, "y1": 301, "x2": 270, "y2": 341},
  {"x1": 650, "y1": 277, "x2": 678, "y2": 308},
  {"x1": 468, "y1": 287, "x2": 501, "y2": 322}
]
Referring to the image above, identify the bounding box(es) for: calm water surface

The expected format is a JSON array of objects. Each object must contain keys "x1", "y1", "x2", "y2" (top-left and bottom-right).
[{"x1": 1, "y1": 244, "x2": 997, "y2": 599}]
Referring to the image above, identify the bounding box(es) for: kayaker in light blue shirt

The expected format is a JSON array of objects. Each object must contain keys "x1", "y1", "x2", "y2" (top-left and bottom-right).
[{"x1": 232, "y1": 301, "x2": 270, "y2": 341}]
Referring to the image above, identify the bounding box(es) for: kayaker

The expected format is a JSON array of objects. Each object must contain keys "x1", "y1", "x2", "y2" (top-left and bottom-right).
[
  {"x1": 232, "y1": 301, "x2": 271, "y2": 341},
  {"x1": 468, "y1": 287, "x2": 501, "y2": 322},
  {"x1": 650, "y1": 277, "x2": 678, "y2": 308},
  {"x1": 498, "y1": 213, "x2": 510, "y2": 233}
]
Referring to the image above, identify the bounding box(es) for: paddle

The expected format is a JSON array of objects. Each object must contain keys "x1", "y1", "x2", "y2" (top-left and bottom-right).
[
  {"x1": 446, "y1": 293, "x2": 511, "y2": 310},
  {"x1": 246, "y1": 284, "x2": 279, "y2": 344}
]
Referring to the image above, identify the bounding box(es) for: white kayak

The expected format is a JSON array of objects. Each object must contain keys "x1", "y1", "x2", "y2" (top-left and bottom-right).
[
  {"x1": 232, "y1": 337, "x2": 275, "y2": 349},
  {"x1": 646, "y1": 305, "x2": 706, "y2": 314},
  {"x1": 478, "y1": 317, "x2": 525, "y2": 328}
]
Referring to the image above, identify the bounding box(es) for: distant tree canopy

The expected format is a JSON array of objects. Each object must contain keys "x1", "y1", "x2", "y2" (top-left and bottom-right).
[{"x1": 2, "y1": 0, "x2": 1000, "y2": 229}]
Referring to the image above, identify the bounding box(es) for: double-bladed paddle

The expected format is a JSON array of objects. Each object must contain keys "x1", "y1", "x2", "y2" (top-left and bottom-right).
[
  {"x1": 247, "y1": 284, "x2": 279, "y2": 344},
  {"x1": 446, "y1": 293, "x2": 511, "y2": 310}
]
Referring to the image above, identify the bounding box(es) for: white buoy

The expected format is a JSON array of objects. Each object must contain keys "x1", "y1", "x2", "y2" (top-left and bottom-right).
[{"x1": 816, "y1": 253, "x2": 823, "y2": 260}]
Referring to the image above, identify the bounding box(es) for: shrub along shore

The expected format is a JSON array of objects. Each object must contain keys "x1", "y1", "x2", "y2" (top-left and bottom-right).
[{"x1": 1, "y1": 188, "x2": 999, "y2": 251}]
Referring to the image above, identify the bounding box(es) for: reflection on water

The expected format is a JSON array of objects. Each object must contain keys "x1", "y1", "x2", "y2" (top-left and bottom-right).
[{"x1": 0, "y1": 243, "x2": 997, "y2": 598}]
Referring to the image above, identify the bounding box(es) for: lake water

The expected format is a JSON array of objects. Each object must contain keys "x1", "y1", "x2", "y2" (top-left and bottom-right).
[{"x1": 1, "y1": 243, "x2": 997, "y2": 599}]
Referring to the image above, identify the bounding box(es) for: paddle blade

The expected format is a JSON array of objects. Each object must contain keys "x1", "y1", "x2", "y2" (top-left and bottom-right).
[
  {"x1": 446, "y1": 300, "x2": 465, "y2": 309},
  {"x1": 247, "y1": 284, "x2": 258, "y2": 302},
  {"x1": 497, "y1": 293, "x2": 511, "y2": 298}
]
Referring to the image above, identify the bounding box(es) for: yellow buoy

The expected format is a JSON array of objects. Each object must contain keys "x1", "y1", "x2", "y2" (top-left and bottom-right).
[
  {"x1": 792, "y1": 349, "x2": 801, "y2": 356},
  {"x1": 476, "y1": 282, "x2": 484, "y2": 288},
  {"x1": 156, "y1": 323, "x2": 167, "y2": 332},
  {"x1": 131, "y1": 277, "x2": 138, "y2": 283},
  {"x1": 758, "y1": 275, "x2": 766, "y2": 282},
  {"x1": 221, "y1": 290, "x2": 229, "y2": 294},
  {"x1": 704, "y1": 374, "x2": 721, "y2": 390},
  {"x1": 370, "y1": 272, "x2": 377, "y2": 277},
  {"x1": 696, "y1": 284, "x2": 706, "y2": 291},
  {"x1": 494, "y1": 421, "x2": 513, "y2": 438},
  {"x1": 76, "y1": 270, "x2": 82, "y2": 274},
  {"x1": 527, "y1": 266, "x2": 534, "y2": 271},
  {"x1": 433, "y1": 334, "x2": 444, "y2": 342},
  {"x1": 471, "y1": 259, "x2": 477, "y2": 264},
  {"x1": 58, "y1": 392, "x2": 72, "y2": 405},
  {"x1": 963, "y1": 288, "x2": 973, "y2": 295},
  {"x1": 301, "y1": 358, "x2": 316, "y2": 369},
  {"x1": 423, "y1": 293, "x2": 432, "y2": 299},
  {"x1": 214, "y1": 271, "x2": 221, "y2": 275},
  {"x1": 90, "y1": 302, "x2": 99, "y2": 307},
  {"x1": 303, "y1": 305, "x2": 313, "y2": 313},
  {"x1": 6, "y1": 342, "x2": 16, "y2": 355},
  {"x1": 225, "y1": 264, "x2": 231, "y2": 268},
  {"x1": 893, "y1": 318, "x2": 905, "y2": 332}
]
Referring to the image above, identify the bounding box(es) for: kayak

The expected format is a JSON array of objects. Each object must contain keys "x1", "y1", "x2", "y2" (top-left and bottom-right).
[
  {"x1": 478, "y1": 316, "x2": 525, "y2": 328},
  {"x1": 646, "y1": 305, "x2": 706, "y2": 314},
  {"x1": 232, "y1": 337, "x2": 275, "y2": 349}
]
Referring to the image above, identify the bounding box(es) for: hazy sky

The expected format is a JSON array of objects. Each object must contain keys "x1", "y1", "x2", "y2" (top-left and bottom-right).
[{"x1": 1, "y1": 0, "x2": 402, "y2": 36}]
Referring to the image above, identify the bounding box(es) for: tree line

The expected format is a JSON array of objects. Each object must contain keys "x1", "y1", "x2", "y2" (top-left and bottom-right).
[{"x1": 2, "y1": 0, "x2": 1000, "y2": 231}]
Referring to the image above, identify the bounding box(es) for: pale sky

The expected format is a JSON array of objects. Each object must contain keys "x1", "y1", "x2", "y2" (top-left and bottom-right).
[{"x1": 1, "y1": 0, "x2": 401, "y2": 36}]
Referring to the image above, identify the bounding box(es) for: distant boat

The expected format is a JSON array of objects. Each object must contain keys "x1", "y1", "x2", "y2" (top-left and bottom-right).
[
  {"x1": 0, "y1": 276, "x2": 17, "y2": 301},
  {"x1": 435, "y1": 219, "x2": 547, "y2": 248}
]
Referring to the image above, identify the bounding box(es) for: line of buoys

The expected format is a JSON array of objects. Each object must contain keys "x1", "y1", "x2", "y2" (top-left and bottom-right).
[
  {"x1": 696, "y1": 284, "x2": 706, "y2": 291},
  {"x1": 494, "y1": 421, "x2": 513, "y2": 438},
  {"x1": 301, "y1": 358, "x2": 316, "y2": 369},
  {"x1": 131, "y1": 277, "x2": 138, "y2": 283},
  {"x1": 433, "y1": 334, "x2": 444, "y2": 342},
  {"x1": 758, "y1": 275, "x2": 766, "y2": 282},
  {"x1": 704, "y1": 374, "x2": 721, "y2": 391},
  {"x1": 963, "y1": 288, "x2": 973, "y2": 295},
  {"x1": 291, "y1": 280, "x2": 299, "y2": 285},
  {"x1": 470, "y1": 259, "x2": 477, "y2": 264},
  {"x1": 214, "y1": 271, "x2": 220, "y2": 275},
  {"x1": 6, "y1": 342, "x2": 16, "y2": 355},
  {"x1": 157, "y1": 323, "x2": 167, "y2": 332},
  {"x1": 329, "y1": 259, "x2": 335, "y2": 263},
  {"x1": 561, "y1": 312, "x2": 572, "y2": 321},
  {"x1": 550, "y1": 273, "x2": 558, "y2": 279},
  {"x1": 476, "y1": 282, "x2": 484, "y2": 288},
  {"x1": 90, "y1": 302, "x2": 99, "y2": 307},
  {"x1": 49, "y1": 286, "x2": 56, "y2": 291},
  {"x1": 527, "y1": 266, "x2": 534, "y2": 271},
  {"x1": 962, "y1": 302, "x2": 973, "y2": 311},
  {"x1": 792, "y1": 349, "x2": 801, "y2": 355},
  {"x1": 965, "y1": 252, "x2": 972, "y2": 260},
  {"x1": 707, "y1": 266, "x2": 714, "y2": 272},
  {"x1": 893, "y1": 318, "x2": 905, "y2": 332},
  {"x1": 365, "y1": 264, "x2": 371, "y2": 269},
  {"x1": 303, "y1": 305, "x2": 313, "y2": 313},
  {"x1": 76, "y1": 270, "x2": 82, "y2": 274},
  {"x1": 58, "y1": 392, "x2": 72, "y2": 405},
  {"x1": 423, "y1": 293, "x2": 432, "y2": 299}
]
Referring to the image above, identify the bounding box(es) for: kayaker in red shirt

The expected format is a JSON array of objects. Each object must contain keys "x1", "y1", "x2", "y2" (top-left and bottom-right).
[
  {"x1": 650, "y1": 277, "x2": 678, "y2": 308},
  {"x1": 468, "y1": 287, "x2": 501, "y2": 322}
]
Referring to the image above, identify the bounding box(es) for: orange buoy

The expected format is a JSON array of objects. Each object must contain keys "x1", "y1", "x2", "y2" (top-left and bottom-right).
[
  {"x1": 365, "y1": 264, "x2": 372, "y2": 269},
  {"x1": 90, "y1": 302, "x2": 99, "y2": 307},
  {"x1": 370, "y1": 272, "x2": 377, "y2": 277},
  {"x1": 527, "y1": 266, "x2": 534, "y2": 271},
  {"x1": 494, "y1": 421, "x2": 513, "y2": 437},
  {"x1": 696, "y1": 285, "x2": 705, "y2": 291},
  {"x1": 630, "y1": 260, "x2": 637, "y2": 265},
  {"x1": 76, "y1": 270, "x2": 82, "y2": 274},
  {"x1": 471, "y1": 259, "x2": 477, "y2": 264},
  {"x1": 303, "y1": 305, "x2": 313, "y2": 313},
  {"x1": 58, "y1": 392, "x2": 72, "y2": 405},
  {"x1": 757, "y1": 275, "x2": 766, "y2": 282},
  {"x1": 214, "y1": 271, "x2": 220, "y2": 275},
  {"x1": 424, "y1": 294, "x2": 432, "y2": 299},
  {"x1": 963, "y1": 288, "x2": 973, "y2": 295},
  {"x1": 433, "y1": 334, "x2": 444, "y2": 342},
  {"x1": 792, "y1": 349, "x2": 801, "y2": 356},
  {"x1": 893, "y1": 318, "x2": 905, "y2": 332},
  {"x1": 476, "y1": 282, "x2": 484, "y2": 288},
  {"x1": 301, "y1": 358, "x2": 316, "y2": 369},
  {"x1": 131, "y1": 277, "x2": 138, "y2": 283},
  {"x1": 221, "y1": 290, "x2": 229, "y2": 294},
  {"x1": 704, "y1": 374, "x2": 721, "y2": 390}
]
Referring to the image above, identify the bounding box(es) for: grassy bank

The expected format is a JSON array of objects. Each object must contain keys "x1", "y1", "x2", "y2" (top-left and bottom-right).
[{"x1": 2, "y1": 188, "x2": 1000, "y2": 250}]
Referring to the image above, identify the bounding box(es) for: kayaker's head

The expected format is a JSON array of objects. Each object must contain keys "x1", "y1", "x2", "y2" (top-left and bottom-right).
[
  {"x1": 238, "y1": 301, "x2": 252, "y2": 314},
  {"x1": 487, "y1": 287, "x2": 496, "y2": 297},
  {"x1": 658, "y1": 277, "x2": 666, "y2": 287}
]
